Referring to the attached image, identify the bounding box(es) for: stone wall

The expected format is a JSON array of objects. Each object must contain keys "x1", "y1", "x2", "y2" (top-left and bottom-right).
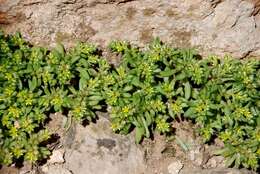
[{"x1": 0, "y1": 0, "x2": 260, "y2": 58}]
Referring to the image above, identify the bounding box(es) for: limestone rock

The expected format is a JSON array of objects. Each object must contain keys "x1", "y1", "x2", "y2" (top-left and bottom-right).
[
  {"x1": 168, "y1": 160, "x2": 184, "y2": 174},
  {"x1": 0, "y1": 0, "x2": 259, "y2": 58},
  {"x1": 48, "y1": 149, "x2": 65, "y2": 164},
  {"x1": 18, "y1": 162, "x2": 33, "y2": 174},
  {"x1": 180, "y1": 168, "x2": 255, "y2": 174},
  {"x1": 204, "y1": 156, "x2": 225, "y2": 168},
  {"x1": 41, "y1": 165, "x2": 72, "y2": 174},
  {"x1": 61, "y1": 116, "x2": 145, "y2": 174},
  {"x1": 188, "y1": 145, "x2": 204, "y2": 166}
]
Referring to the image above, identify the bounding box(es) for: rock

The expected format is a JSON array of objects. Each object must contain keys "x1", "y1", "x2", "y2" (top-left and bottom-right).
[
  {"x1": 188, "y1": 145, "x2": 204, "y2": 166},
  {"x1": 41, "y1": 148, "x2": 68, "y2": 174},
  {"x1": 0, "y1": 0, "x2": 259, "y2": 58},
  {"x1": 60, "y1": 116, "x2": 146, "y2": 174},
  {"x1": 47, "y1": 112, "x2": 66, "y2": 139},
  {"x1": 168, "y1": 160, "x2": 184, "y2": 174},
  {"x1": 180, "y1": 167, "x2": 256, "y2": 174},
  {"x1": 204, "y1": 156, "x2": 225, "y2": 168},
  {"x1": 18, "y1": 162, "x2": 32, "y2": 174},
  {"x1": 41, "y1": 165, "x2": 72, "y2": 174},
  {"x1": 0, "y1": 166, "x2": 19, "y2": 174},
  {"x1": 48, "y1": 149, "x2": 65, "y2": 164}
]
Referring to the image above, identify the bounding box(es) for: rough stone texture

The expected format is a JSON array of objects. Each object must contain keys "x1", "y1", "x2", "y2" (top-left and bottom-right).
[
  {"x1": 48, "y1": 116, "x2": 146, "y2": 174},
  {"x1": 41, "y1": 165, "x2": 72, "y2": 174},
  {"x1": 0, "y1": 166, "x2": 19, "y2": 174},
  {"x1": 48, "y1": 149, "x2": 65, "y2": 164},
  {"x1": 204, "y1": 156, "x2": 225, "y2": 168},
  {"x1": 0, "y1": 0, "x2": 260, "y2": 58},
  {"x1": 180, "y1": 168, "x2": 256, "y2": 174},
  {"x1": 168, "y1": 160, "x2": 184, "y2": 174},
  {"x1": 188, "y1": 145, "x2": 204, "y2": 166}
]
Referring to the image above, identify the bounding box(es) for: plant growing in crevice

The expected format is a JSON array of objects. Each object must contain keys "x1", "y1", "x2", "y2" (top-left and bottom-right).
[
  {"x1": 0, "y1": 31, "x2": 108, "y2": 165},
  {"x1": 0, "y1": 31, "x2": 259, "y2": 171},
  {"x1": 106, "y1": 39, "x2": 260, "y2": 170}
]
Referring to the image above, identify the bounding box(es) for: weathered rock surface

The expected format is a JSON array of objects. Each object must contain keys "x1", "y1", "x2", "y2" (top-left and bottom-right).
[
  {"x1": 41, "y1": 165, "x2": 72, "y2": 174},
  {"x1": 180, "y1": 168, "x2": 255, "y2": 174},
  {"x1": 1, "y1": 0, "x2": 260, "y2": 58},
  {"x1": 168, "y1": 160, "x2": 184, "y2": 174},
  {"x1": 44, "y1": 116, "x2": 146, "y2": 174},
  {"x1": 47, "y1": 149, "x2": 65, "y2": 164}
]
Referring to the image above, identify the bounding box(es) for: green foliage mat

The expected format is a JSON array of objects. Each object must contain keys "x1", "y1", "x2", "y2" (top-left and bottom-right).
[
  {"x1": 0, "y1": 31, "x2": 259, "y2": 170},
  {"x1": 0, "y1": 31, "x2": 108, "y2": 164}
]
